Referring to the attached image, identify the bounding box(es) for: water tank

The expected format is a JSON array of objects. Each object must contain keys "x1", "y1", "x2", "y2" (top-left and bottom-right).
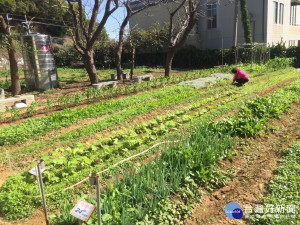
[{"x1": 21, "y1": 34, "x2": 58, "y2": 90}]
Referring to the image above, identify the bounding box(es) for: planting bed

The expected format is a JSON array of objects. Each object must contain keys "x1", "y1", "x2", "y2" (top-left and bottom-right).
[{"x1": 0, "y1": 60, "x2": 299, "y2": 225}]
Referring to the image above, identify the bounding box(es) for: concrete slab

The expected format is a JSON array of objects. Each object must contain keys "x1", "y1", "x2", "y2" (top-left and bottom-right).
[
  {"x1": 133, "y1": 74, "x2": 153, "y2": 84},
  {"x1": 111, "y1": 74, "x2": 117, "y2": 81},
  {"x1": 0, "y1": 88, "x2": 4, "y2": 100},
  {"x1": 92, "y1": 81, "x2": 117, "y2": 90},
  {"x1": 122, "y1": 72, "x2": 129, "y2": 80},
  {"x1": 0, "y1": 95, "x2": 35, "y2": 112}
]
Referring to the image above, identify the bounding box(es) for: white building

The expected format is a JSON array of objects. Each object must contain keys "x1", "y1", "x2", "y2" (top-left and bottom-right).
[{"x1": 130, "y1": 0, "x2": 300, "y2": 49}]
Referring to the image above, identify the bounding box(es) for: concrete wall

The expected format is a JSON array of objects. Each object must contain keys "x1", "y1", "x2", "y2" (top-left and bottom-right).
[
  {"x1": 266, "y1": 0, "x2": 300, "y2": 46},
  {"x1": 130, "y1": 4, "x2": 169, "y2": 30},
  {"x1": 194, "y1": 0, "x2": 268, "y2": 49},
  {"x1": 129, "y1": 1, "x2": 201, "y2": 48},
  {"x1": 129, "y1": 0, "x2": 300, "y2": 49}
]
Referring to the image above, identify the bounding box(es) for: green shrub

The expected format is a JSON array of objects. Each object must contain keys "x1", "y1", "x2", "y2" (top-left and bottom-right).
[
  {"x1": 287, "y1": 46, "x2": 300, "y2": 67},
  {"x1": 53, "y1": 44, "x2": 82, "y2": 67},
  {"x1": 0, "y1": 174, "x2": 38, "y2": 220}
]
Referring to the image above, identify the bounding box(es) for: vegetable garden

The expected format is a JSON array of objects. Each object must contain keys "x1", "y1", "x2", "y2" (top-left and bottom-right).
[{"x1": 0, "y1": 58, "x2": 299, "y2": 225}]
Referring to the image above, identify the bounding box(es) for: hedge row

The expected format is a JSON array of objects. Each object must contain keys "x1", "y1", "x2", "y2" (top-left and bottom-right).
[{"x1": 53, "y1": 43, "x2": 300, "y2": 69}]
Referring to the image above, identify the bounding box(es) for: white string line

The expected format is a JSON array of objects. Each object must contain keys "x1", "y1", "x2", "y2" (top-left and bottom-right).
[{"x1": 30, "y1": 140, "x2": 178, "y2": 198}]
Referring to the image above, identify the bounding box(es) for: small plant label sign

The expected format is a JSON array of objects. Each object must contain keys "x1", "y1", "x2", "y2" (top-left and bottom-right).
[
  {"x1": 70, "y1": 200, "x2": 96, "y2": 222},
  {"x1": 29, "y1": 166, "x2": 45, "y2": 176}
]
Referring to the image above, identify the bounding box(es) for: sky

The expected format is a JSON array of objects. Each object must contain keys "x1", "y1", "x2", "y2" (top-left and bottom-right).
[
  {"x1": 105, "y1": 7, "x2": 127, "y2": 40},
  {"x1": 84, "y1": 0, "x2": 127, "y2": 40}
]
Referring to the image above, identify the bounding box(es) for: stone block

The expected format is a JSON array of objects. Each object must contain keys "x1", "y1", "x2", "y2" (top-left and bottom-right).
[
  {"x1": 92, "y1": 81, "x2": 117, "y2": 90},
  {"x1": 0, "y1": 88, "x2": 4, "y2": 100},
  {"x1": 111, "y1": 74, "x2": 117, "y2": 81},
  {"x1": 0, "y1": 95, "x2": 35, "y2": 112},
  {"x1": 122, "y1": 72, "x2": 129, "y2": 80},
  {"x1": 133, "y1": 74, "x2": 153, "y2": 84}
]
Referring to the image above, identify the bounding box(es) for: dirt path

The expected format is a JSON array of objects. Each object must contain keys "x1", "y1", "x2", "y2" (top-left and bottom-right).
[{"x1": 187, "y1": 101, "x2": 300, "y2": 225}]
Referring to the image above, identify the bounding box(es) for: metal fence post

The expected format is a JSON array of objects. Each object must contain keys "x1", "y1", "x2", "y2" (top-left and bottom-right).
[
  {"x1": 37, "y1": 160, "x2": 49, "y2": 225},
  {"x1": 89, "y1": 172, "x2": 101, "y2": 225}
]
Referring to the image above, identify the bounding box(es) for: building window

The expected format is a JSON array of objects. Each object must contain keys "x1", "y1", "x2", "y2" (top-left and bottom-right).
[
  {"x1": 274, "y1": 1, "x2": 278, "y2": 24},
  {"x1": 290, "y1": 6, "x2": 296, "y2": 25},
  {"x1": 289, "y1": 40, "x2": 295, "y2": 47},
  {"x1": 207, "y1": 4, "x2": 217, "y2": 29},
  {"x1": 279, "y1": 3, "x2": 284, "y2": 24}
]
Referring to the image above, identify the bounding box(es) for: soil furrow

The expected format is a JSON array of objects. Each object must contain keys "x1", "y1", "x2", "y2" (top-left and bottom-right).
[{"x1": 187, "y1": 101, "x2": 300, "y2": 225}]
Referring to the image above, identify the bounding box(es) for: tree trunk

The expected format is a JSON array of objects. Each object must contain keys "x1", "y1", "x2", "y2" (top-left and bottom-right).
[
  {"x1": 116, "y1": 14, "x2": 130, "y2": 81},
  {"x1": 0, "y1": 15, "x2": 21, "y2": 96},
  {"x1": 8, "y1": 38, "x2": 21, "y2": 95},
  {"x1": 83, "y1": 50, "x2": 98, "y2": 84},
  {"x1": 116, "y1": 44, "x2": 123, "y2": 80},
  {"x1": 130, "y1": 46, "x2": 135, "y2": 80},
  {"x1": 165, "y1": 48, "x2": 176, "y2": 77},
  {"x1": 164, "y1": 0, "x2": 198, "y2": 77}
]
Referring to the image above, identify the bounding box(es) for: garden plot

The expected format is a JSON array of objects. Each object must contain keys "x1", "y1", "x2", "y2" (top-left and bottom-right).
[
  {"x1": 0, "y1": 61, "x2": 299, "y2": 224},
  {"x1": 1, "y1": 69, "x2": 296, "y2": 172},
  {"x1": 0, "y1": 77, "x2": 299, "y2": 224}
]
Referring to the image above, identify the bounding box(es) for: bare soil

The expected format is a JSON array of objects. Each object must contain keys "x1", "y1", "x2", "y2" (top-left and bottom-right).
[
  {"x1": 187, "y1": 101, "x2": 300, "y2": 225},
  {"x1": 254, "y1": 77, "x2": 295, "y2": 96}
]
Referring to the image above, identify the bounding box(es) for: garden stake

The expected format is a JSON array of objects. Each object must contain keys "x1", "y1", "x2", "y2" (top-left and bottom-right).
[
  {"x1": 6, "y1": 151, "x2": 12, "y2": 172},
  {"x1": 89, "y1": 172, "x2": 101, "y2": 225},
  {"x1": 37, "y1": 160, "x2": 49, "y2": 225}
]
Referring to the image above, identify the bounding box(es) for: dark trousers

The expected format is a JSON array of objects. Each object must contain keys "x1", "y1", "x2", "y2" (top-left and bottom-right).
[{"x1": 236, "y1": 78, "x2": 249, "y2": 85}]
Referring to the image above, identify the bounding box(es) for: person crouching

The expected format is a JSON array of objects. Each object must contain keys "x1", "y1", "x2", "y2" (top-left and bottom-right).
[{"x1": 231, "y1": 68, "x2": 249, "y2": 86}]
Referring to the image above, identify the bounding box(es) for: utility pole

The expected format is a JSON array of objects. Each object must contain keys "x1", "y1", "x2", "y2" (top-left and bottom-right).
[
  {"x1": 22, "y1": 14, "x2": 32, "y2": 34},
  {"x1": 6, "y1": 14, "x2": 12, "y2": 34},
  {"x1": 233, "y1": 0, "x2": 239, "y2": 47}
]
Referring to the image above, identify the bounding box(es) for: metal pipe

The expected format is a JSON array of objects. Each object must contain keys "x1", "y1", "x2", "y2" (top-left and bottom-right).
[
  {"x1": 96, "y1": 175, "x2": 101, "y2": 225},
  {"x1": 233, "y1": 0, "x2": 239, "y2": 47},
  {"x1": 37, "y1": 160, "x2": 49, "y2": 225},
  {"x1": 262, "y1": 0, "x2": 265, "y2": 42}
]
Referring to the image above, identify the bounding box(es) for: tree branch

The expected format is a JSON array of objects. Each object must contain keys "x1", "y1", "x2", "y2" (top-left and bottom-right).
[
  {"x1": 0, "y1": 15, "x2": 9, "y2": 35},
  {"x1": 88, "y1": 0, "x2": 101, "y2": 39},
  {"x1": 78, "y1": 0, "x2": 89, "y2": 40},
  {"x1": 71, "y1": 33, "x2": 85, "y2": 55},
  {"x1": 66, "y1": 0, "x2": 86, "y2": 52},
  {"x1": 87, "y1": 0, "x2": 119, "y2": 50},
  {"x1": 168, "y1": 0, "x2": 187, "y2": 46}
]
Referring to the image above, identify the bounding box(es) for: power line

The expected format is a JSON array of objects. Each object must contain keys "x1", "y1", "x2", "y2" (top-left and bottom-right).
[
  {"x1": 0, "y1": 13, "x2": 71, "y2": 25},
  {"x1": 1, "y1": 13, "x2": 121, "y2": 39},
  {"x1": 1, "y1": 13, "x2": 73, "y2": 29},
  {"x1": 9, "y1": 18, "x2": 73, "y2": 28}
]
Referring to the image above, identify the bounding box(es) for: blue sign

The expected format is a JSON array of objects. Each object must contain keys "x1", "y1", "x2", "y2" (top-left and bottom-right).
[{"x1": 224, "y1": 202, "x2": 243, "y2": 219}]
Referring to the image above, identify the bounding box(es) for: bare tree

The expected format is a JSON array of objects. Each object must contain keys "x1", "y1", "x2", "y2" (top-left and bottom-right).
[
  {"x1": 164, "y1": 0, "x2": 206, "y2": 77},
  {"x1": 128, "y1": 30, "x2": 136, "y2": 79},
  {"x1": 115, "y1": 0, "x2": 161, "y2": 80},
  {"x1": 0, "y1": 16, "x2": 21, "y2": 96},
  {"x1": 66, "y1": 0, "x2": 119, "y2": 84}
]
